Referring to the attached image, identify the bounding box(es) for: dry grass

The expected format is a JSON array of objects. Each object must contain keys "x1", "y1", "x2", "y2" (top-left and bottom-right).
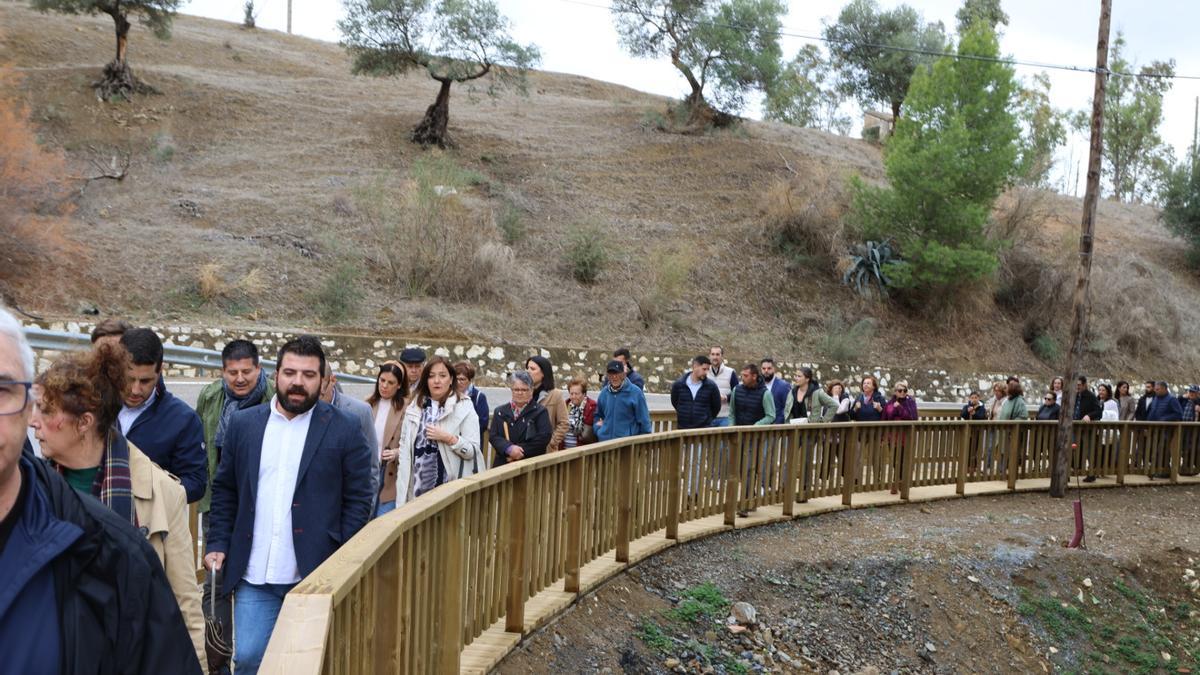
[{"x1": 763, "y1": 159, "x2": 855, "y2": 270}]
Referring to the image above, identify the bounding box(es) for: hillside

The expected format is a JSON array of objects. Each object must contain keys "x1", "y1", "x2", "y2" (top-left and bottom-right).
[{"x1": 2, "y1": 3, "x2": 1197, "y2": 380}]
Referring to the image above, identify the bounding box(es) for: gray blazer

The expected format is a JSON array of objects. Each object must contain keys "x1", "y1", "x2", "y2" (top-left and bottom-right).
[{"x1": 333, "y1": 390, "x2": 381, "y2": 502}]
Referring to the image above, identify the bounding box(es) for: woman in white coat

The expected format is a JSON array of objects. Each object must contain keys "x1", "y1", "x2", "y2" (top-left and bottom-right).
[{"x1": 395, "y1": 355, "x2": 484, "y2": 505}]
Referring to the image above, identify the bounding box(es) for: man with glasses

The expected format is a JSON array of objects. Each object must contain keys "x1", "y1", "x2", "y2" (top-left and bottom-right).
[{"x1": 0, "y1": 306, "x2": 201, "y2": 673}]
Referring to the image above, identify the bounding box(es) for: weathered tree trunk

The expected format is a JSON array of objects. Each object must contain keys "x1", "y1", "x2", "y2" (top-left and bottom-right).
[
  {"x1": 411, "y1": 78, "x2": 452, "y2": 147},
  {"x1": 95, "y1": 12, "x2": 152, "y2": 100},
  {"x1": 1051, "y1": 0, "x2": 1111, "y2": 498}
]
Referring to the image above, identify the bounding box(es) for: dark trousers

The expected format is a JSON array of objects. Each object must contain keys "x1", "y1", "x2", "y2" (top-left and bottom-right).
[{"x1": 201, "y1": 513, "x2": 234, "y2": 675}]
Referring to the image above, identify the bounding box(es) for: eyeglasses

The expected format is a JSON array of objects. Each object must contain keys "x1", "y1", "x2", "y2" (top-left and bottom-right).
[
  {"x1": 1044, "y1": 397, "x2": 1054, "y2": 402},
  {"x1": 0, "y1": 381, "x2": 32, "y2": 416},
  {"x1": 896, "y1": 388, "x2": 907, "y2": 393}
]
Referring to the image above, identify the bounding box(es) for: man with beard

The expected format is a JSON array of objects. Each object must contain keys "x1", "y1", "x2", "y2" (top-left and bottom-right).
[
  {"x1": 204, "y1": 335, "x2": 373, "y2": 674},
  {"x1": 760, "y1": 358, "x2": 790, "y2": 424}
]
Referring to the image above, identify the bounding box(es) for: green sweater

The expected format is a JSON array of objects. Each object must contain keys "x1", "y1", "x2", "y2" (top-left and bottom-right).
[{"x1": 727, "y1": 387, "x2": 775, "y2": 425}]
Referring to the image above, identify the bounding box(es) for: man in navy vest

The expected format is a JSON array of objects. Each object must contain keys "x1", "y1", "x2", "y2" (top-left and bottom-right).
[
  {"x1": 204, "y1": 336, "x2": 373, "y2": 674},
  {"x1": 728, "y1": 364, "x2": 775, "y2": 518},
  {"x1": 119, "y1": 328, "x2": 207, "y2": 503}
]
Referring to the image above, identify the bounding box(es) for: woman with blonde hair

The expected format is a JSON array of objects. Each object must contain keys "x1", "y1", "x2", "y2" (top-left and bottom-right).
[{"x1": 28, "y1": 344, "x2": 205, "y2": 667}]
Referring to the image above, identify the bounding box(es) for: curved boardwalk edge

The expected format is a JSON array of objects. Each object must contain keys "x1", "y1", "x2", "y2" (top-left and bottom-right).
[{"x1": 257, "y1": 420, "x2": 1200, "y2": 674}]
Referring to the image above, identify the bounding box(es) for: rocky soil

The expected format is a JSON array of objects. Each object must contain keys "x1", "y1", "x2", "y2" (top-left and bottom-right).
[{"x1": 498, "y1": 486, "x2": 1200, "y2": 674}]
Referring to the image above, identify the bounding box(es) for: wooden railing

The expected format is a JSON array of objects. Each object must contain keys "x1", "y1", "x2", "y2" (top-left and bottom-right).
[{"x1": 259, "y1": 419, "x2": 1200, "y2": 674}]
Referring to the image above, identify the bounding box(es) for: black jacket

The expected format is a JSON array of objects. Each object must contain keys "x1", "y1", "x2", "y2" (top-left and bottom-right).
[
  {"x1": 670, "y1": 374, "x2": 721, "y2": 429},
  {"x1": 13, "y1": 444, "x2": 201, "y2": 674},
  {"x1": 1037, "y1": 403, "x2": 1061, "y2": 421},
  {"x1": 960, "y1": 402, "x2": 987, "y2": 420},
  {"x1": 490, "y1": 402, "x2": 552, "y2": 467},
  {"x1": 1073, "y1": 390, "x2": 1103, "y2": 421},
  {"x1": 1135, "y1": 393, "x2": 1152, "y2": 421}
]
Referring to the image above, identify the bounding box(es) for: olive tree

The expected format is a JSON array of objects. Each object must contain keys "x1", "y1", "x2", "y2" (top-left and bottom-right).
[
  {"x1": 340, "y1": 0, "x2": 540, "y2": 147},
  {"x1": 33, "y1": 0, "x2": 181, "y2": 100},
  {"x1": 612, "y1": 0, "x2": 785, "y2": 126}
]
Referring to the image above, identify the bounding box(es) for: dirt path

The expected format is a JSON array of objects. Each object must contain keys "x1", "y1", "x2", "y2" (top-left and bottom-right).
[{"x1": 498, "y1": 485, "x2": 1200, "y2": 674}]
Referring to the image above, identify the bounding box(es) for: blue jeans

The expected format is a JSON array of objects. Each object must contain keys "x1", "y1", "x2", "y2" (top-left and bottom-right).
[
  {"x1": 376, "y1": 500, "x2": 397, "y2": 517},
  {"x1": 234, "y1": 581, "x2": 296, "y2": 675},
  {"x1": 711, "y1": 417, "x2": 731, "y2": 428}
]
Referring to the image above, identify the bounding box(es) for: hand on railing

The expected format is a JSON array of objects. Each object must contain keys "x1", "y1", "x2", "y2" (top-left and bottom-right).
[{"x1": 204, "y1": 551, "x2": 225, "y2": 572}]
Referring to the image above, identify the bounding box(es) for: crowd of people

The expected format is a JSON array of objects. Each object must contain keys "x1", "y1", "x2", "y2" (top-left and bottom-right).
[{"x1": 5, "y1": 305, "x2": 1200, "y2": 674}]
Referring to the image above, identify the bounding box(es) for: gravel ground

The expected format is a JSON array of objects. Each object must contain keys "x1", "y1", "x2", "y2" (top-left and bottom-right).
[{"x1": 498, "y1": 485, "x2": 1200, "y2": 674}]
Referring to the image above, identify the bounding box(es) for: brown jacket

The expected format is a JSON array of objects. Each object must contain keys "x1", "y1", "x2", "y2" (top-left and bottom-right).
[
  {"x1": 540, "y1": 389, "x2": 570, "y2": 452},
  {"x1": 129, "y1": 442, "x2": 206, "y2": 671},
  {"x1": 372, "y1": 399, "x2": 405, "y2": 504}
]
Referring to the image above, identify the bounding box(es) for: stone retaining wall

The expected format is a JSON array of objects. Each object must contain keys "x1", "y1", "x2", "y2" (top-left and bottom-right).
[{"x1": 26, "y1": 319, "x2": 1052, "y2": 402}]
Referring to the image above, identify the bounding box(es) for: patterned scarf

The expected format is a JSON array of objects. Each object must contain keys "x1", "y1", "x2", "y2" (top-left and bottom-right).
[
  {"x1": 567, "y1": 401, "x2": 585, "y2": 436},
  {"x1": 57, "y1": 427, "x2": 137, "y2": 526},
  {"x1": 414, "y1": 398, "x2": 446, "y2": 450},
  {"x1": 214, "y1": 370, "x2": 269, "y2": 449}
]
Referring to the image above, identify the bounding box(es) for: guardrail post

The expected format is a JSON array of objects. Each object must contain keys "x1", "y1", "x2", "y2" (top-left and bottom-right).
[
  {"x1": 438, "y1": 496, "x2": 464, "y2": 673},
  {"x1": 666, "y1": 437, "x2": 682, "y2": 540},
  {"x1": 842, "y1": 426, "x2": 858, "y2": 507},
  {"x1": 1006, "y1": 425, "x2": 1020, "y2": 491},
  {"x1": 1116, "y1": 422, "x2": 1130, "y2": 485},
  {"x1": 564, "y1": 456, "x2": 584, "y2": 594},
  {"x1": 1171, "y1": 424, "x2": 1182, "y2": 484},
  {"x1": 616, "y1": 445, "x2": 633, "y2": 563},
  {"x1": 956, "y1": 423, "x2": 969, "y2": 495},
  {"x1": 782, "y1": 428, "x2": 800, "y2": 514},
  {"x1": 900, "y1": 424, "x2": 915, "y2": 500},
  {"x1": 725, "y1": 431, "x2": 743, "y2": 526},
  {"x1": 505, "y1": 472, "x2": 528, "y2": 634}
]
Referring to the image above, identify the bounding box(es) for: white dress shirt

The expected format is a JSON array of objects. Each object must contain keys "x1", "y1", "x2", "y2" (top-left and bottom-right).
[
  {"x1": 117, "y1": 388, "x2": 157, "y2": 435},
  {"x1": 243, "y1": 396, "x2": 312, "y2": 586}
]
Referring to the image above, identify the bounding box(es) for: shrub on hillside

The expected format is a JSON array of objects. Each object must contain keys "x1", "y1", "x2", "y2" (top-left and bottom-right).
[
  {"x1": 313, "y1": 261, "x2": 364, "y2": 325},
  {"x1": 0, "y1": 67, "x2": 79, "y2": 304},
  {"x1": 565, "y1": 222, "x2": 608, "y2": 285},
  {"x1": 819, "y1": 309, "x2": 876, "y2": 363},
  {"x1": 635, "y1": 246, "x2": 693, "y2": 327},
  {"x1": 763, "y1": 163, "x2": 853, "y2": 270}
]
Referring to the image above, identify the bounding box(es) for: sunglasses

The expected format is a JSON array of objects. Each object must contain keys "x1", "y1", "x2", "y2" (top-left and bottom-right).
[{"x1": 896, "y1": 388, "x2": 907, "y2": 393}]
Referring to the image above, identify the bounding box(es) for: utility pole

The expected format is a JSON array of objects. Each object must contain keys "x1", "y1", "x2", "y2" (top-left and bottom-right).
[
  {"x1": 287, "y1": 0, "x2": 292, "y2": 34},
  {"x1": 1051, "y1": 0, "x2": 1111, "y2": 498}
]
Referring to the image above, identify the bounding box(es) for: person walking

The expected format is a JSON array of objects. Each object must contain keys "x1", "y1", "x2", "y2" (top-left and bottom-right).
[
  {"x1": 595, "y1": 360, "x2": 652, "y2": 442},
  {"x1": 490, "y1": 371, "x2": 552, "y2": 466},
  {"x1": 0, "y1": 306, "x2": 201, "y2": 674},
  {"x1": 1116, "y1": 381, "x2": 1138, "y2": 421},
  {"x1": 1135, "y1": 380, "x2": 1155, "y2": 421},
  {"x1": 706, "y1": 346, "x2": 738, "y2": 427},
  {"x1": 320, "y1": 363, "x2": 379, "y2": 505},
  {"x1": 453, "y1": 361, "x2": 490, "y2": 444},
  {"x1": 729, "y1": 364, "x2": 775, "y2": 517},
  {"x1": 398, "y1": 348, "x2": 426, "y2": 395},
  {"x1": 369, "y1": 362, "x2": 408, "y2": 518},
  {"x1": 670, "y1": 355, "x2": 721, "y2": 430},
  {"x1": 203, "y1": 336, "x2": 373, "y2": 675},
  {"x1": 760, "y1": 357, "x2": 790, "y2": 424},
  {"x1": 611, "y1": 348, "x2": 645, "y2": 390},
  {"x1": 563, "y1": 376, "x2": 598, "y2": 449},
  {"x1": 882, "y1": 381, "x2": 918, "y2": 494},
  {"x1": 783, "y1": 367, "x2": 837, "y2": 423},
  {"x1": 118, "y1": 328, "x2": 208, "y2": 503},
  {"x1": 29, "y1": 343, "x2": 206, "y2": 669},
  {"x1": 525, "y1": 355, "x2": 569, "y2": 452},
  {"x1": 1036, "y1": 393, "x2": 1061, "y2": 420},
  {"x1": 828, "y1": 380, "x2": 852, "y2": 422},
  {"x1": 395, "y1": 357, "x2": 483, "y2": 501},
  {"x1": 961, "y1": 391, "x2": 987, "y2": 420}
]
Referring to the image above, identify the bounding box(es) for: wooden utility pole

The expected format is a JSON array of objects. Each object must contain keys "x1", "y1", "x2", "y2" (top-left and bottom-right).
[
  {"x1": 286, "y1": 0, "x2": 292, "y2": 34},
  {"x1": 1051, "y1": 0, "x2": 1112, "y2": 498}
]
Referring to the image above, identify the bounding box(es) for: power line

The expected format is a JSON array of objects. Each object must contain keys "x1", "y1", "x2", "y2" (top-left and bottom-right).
[{"x1": 555, "y1": 0, "x2": 1199, "y2": 82}]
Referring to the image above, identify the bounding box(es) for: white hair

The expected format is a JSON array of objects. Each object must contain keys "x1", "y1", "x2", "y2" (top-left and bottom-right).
[{"x1": 0, "y1": 306, "x2": 36, "y2": 380}]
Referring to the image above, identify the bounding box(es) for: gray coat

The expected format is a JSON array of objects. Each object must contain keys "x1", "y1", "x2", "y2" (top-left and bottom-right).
[{"x1": 333, "y1": 390, "x2": 381, "y2": 502}]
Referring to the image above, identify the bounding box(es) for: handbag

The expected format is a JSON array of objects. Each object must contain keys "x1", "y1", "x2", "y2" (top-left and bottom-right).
[{"x1": 204, "y1": 567, "x2": 232, "y2": 672}]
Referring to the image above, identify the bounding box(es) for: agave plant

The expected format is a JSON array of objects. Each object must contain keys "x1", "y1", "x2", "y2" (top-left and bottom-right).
[{"x1": 841, "y1": 239, "x2": 895, "y2": 298}]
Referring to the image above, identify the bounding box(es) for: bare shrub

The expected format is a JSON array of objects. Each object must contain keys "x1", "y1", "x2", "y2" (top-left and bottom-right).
[
  {"x1": 354, "y1": 169, "x2": 506, "y2": 302},
  {"x1": 763, "y1": 161, "x2": 853, "y2": 270},
  {"x1": 0, "y1": 66, "x2": 80, "y2": 303},
  {"x1": 635, "y1": 246, "x2": 693, "y2": 327},
  {"x1": 196, "y1": 263, "x2": 229, "y2": 301}
]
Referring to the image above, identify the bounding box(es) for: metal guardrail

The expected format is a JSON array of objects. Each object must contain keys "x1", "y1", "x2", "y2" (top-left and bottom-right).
[{"x1": 23, "y1": 327, "x2": 377, "y2": 384}]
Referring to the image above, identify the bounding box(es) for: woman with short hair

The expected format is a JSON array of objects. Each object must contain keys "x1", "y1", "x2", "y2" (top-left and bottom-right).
[
  {"x1": 29, "y1": 344, "x2": 205, "y2": 667},
  {"x1": 850, "y1": 376, "x2": 885, "y2": 421},
  {"x1": 563, "y1": 376, "x2": 597, "y2": 448},
  {"x1": 490, "y1": 371, "x2": 553, "y2": 466}
]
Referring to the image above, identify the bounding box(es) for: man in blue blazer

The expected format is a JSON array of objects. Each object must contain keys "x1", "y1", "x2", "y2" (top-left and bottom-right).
[{"x1": 203, "y1": 336, "x2": 373, "y2": 675}]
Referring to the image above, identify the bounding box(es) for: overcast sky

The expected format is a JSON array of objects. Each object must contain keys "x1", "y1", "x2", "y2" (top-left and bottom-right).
[{"x1": 182, "y1": 0, "x2": 1200, "y2": 196}]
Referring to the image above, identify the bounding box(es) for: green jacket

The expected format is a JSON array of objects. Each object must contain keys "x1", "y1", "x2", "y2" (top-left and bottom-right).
[
  {"x1": 998, "y1": 395, "x2": 1028, "y2": 421},
  {"x1": 194, "y1": 378, "x2": 274, "y2": 512},
  {"x1": 728, "y1": 387, "x2": 775, "y2": 425},
  {"x1": 782, "y1": 384, "x2": 838, "y2": 423}
]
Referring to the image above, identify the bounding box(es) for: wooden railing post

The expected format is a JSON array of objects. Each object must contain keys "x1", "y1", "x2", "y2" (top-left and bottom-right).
[
  {"x1": 900, "y1": 424, "x2": 915, "y2": 500},
  {"x1": 1171, "y1": 424, "x2": 1182, "y2": 484},
  {"x1": 616, "y1": 445, "x2": 633, "y2": 563},
  {"x1": 666, "y1": 436, "x2": 682, "y2": 539},
  {"x1": 842, "y1": 426, "x2": 859, "y2": 507},
  {"x1": 1006, "y1": 425, "x2": 1020, "y2": 491},
  {"x1": 782, "y1": 428, "x2": 800, "y2": 514},
  {"x1": 564, "y1": 456, "x2": 585, "y2": 593},
  {"x1": 725, "y1": 431, "x2": 742, "y2": 526},
  {"x1": 504, "y1": 472, "x2": 528, "y2": 634},
  {"x1": 956, "y1": 423, "x2": 969, "y2": 495},
  {"x1": 438, "y1": 496, "x2": 464, "y2": 673},
  {"x1": 1116, "y1": 422, "x2": 1130, "y2": 485}
]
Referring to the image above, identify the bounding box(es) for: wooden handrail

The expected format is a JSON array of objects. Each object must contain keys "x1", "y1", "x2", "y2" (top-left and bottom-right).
[{"x1": 257, "y1": 419, "x2": 1200, "y2": 673}]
